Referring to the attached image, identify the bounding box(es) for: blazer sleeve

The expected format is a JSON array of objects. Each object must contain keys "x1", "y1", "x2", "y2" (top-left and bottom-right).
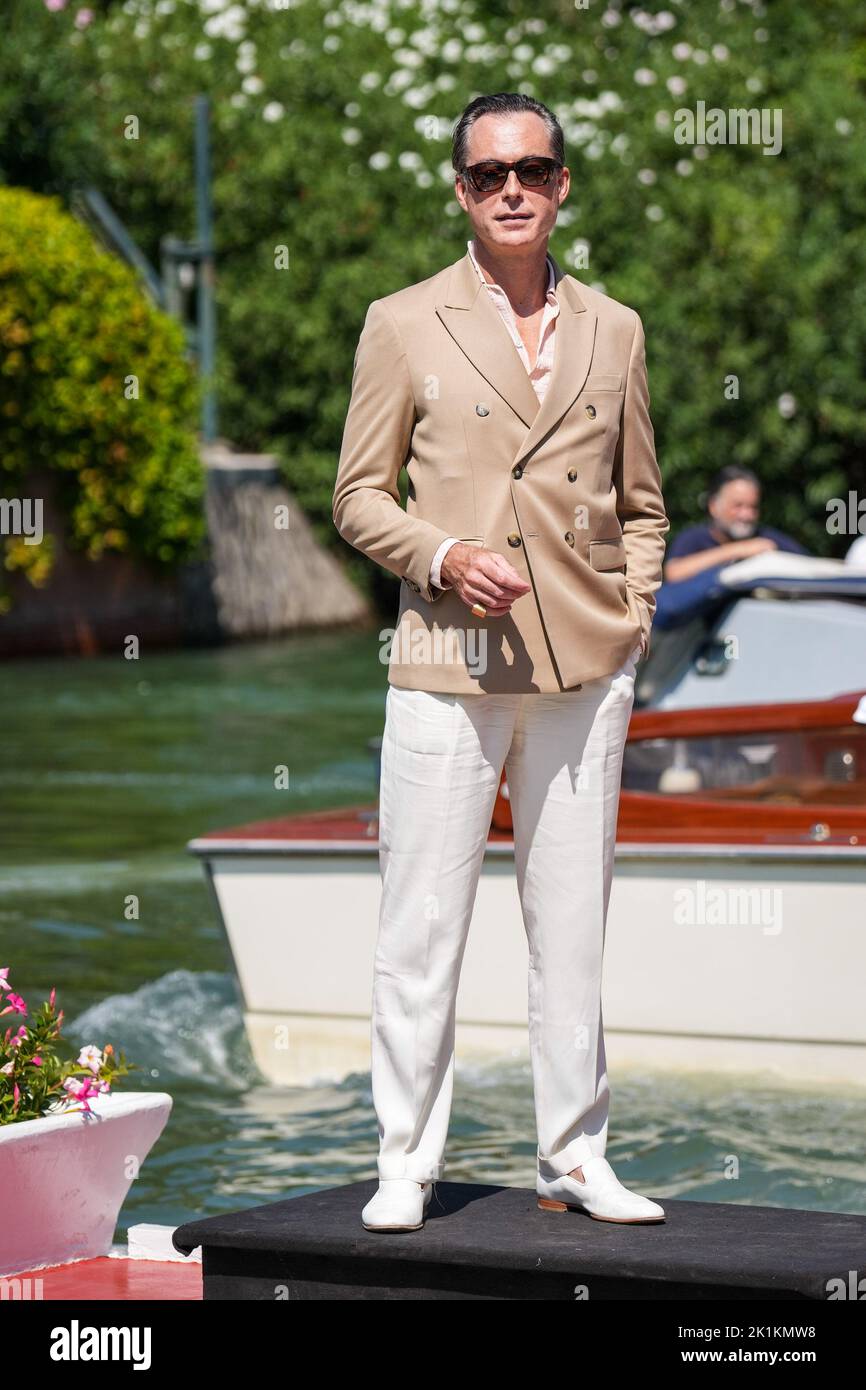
[
  {"x1": 332, "y1": 298, "x2": 455, "y2": 604},
  {"x1": 612, "y1": 312, "x2": 670, "y2": 656}
]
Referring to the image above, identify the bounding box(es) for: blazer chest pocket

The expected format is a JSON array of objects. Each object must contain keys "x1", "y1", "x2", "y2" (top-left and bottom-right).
[
  {"x1": 589, "y1": 537, "x2": 627, "y2": 571},
  {"x1": 582, "y1": 373, "x2": 622, "y2": 393}
]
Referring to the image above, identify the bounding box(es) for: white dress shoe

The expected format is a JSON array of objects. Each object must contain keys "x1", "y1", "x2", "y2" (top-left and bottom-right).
[
  {"x1": 537, "y1": 1155, "x2": 665, "y2": 1224},
  {"x1": 361, "y1": 1179, "x2": 433, "y2": 1232}
]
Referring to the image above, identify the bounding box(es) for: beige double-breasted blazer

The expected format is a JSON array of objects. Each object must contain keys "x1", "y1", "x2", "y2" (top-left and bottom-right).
[{"x1": 332, "y1": 247, "x2": 669, "y2": 694}]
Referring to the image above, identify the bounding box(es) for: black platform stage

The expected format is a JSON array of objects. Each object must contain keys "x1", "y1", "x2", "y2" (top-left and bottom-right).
[{"x1": 172, "y1": 1180, "x2": 866, "y2": 1300}]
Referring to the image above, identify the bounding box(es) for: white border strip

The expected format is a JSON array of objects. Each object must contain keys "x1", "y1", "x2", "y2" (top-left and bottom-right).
[{"x1": 187, "y1": 838, "x2": 866, "y2": 863}]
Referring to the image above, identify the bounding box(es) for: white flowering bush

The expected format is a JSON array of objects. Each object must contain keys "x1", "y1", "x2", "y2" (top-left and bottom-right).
[{"x1": 12, "y1": 0, "x2": 866, "y2": 597}]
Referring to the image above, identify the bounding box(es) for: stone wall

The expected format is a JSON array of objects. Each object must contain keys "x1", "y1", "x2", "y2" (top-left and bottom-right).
[{"x1": 0, "y1": 448, "x2": 371, "y2": 658}]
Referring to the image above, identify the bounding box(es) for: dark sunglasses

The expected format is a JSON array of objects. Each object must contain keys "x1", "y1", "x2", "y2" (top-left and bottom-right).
[{"x1": 462, "y1": 156, "x2": 561, "y2": 193}]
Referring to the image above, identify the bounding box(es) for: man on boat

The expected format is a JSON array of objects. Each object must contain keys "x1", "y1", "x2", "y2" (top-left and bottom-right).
[
  {"x1": 664, "y1": 464, "x2": 808, "y2": 584},
  {"x1": 333, "y1": 92, "x2": 669, "y2": 1232}
]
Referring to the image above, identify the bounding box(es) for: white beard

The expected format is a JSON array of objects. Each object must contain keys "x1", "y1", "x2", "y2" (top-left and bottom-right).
[{"x1": 717, "y1": 519, "x2": 757, "y2": 540}]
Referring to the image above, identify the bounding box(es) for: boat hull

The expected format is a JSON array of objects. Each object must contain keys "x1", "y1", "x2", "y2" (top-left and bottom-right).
[{"x1": 198, "y1": 843, "x2": 866, "y2": 1090}]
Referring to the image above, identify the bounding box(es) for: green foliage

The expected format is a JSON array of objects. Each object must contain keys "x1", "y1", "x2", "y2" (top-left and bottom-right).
[
  {"x1": 0, "y1": 185, "x2": 204, "y2": 598},
  {"x1": 4, "y1": 0, "x2": 866, "y2": 603},
  {"x1": 1, "y1": 972, "x2": 137, "y2": 1126},
  {"x1": 0, "y1": 0, "x2": 101, "y2": 198}
]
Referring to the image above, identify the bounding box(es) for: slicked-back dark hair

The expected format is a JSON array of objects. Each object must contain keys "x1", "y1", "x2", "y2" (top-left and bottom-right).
[
  {"x1": 451, "y1": 92, "x2": 565, "y2": 176},
  {"x1": 707, "y1": 466, "x2": 761, "y2": 500}
]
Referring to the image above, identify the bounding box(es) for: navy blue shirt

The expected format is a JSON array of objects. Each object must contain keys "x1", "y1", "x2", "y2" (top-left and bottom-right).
[{"x1": 667, "y1": 523, "x2": 808, "y2": 560}]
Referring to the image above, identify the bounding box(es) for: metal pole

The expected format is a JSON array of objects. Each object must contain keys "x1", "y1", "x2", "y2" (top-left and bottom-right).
[
  {"x1": 195, "y1": 94, "x2": 217, "y2": 442},
  {"x1": 74, "y1": 188, "x2": 166, "y2": 308}
]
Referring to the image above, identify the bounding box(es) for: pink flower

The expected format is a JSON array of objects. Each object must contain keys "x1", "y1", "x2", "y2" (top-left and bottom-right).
[
  {"x1": 0, "y1": 1061, "x2": 14, "y2": 1076},
  {"x1": 62, "y1": 1077, "x2": 92, "y2": 1110},
  {"x1": 44, "y1": 0, "x2": 68, "y2": 11},
  {"x1": 74, "y1": 7, "x2": 94, "y2": 26},
  {"x1": 63, "y1": 1074, "x2": 105, "y2": 1113},
  {"x1": 0, "y1": 992, "x2": 26, "y2": 1017},
  {"x1": 49, "y1": 987, "x2": 56, "y2": 1008},
  {"x1": 0, "y1": 967, "x2": 10, "y2": 992},
  {"x1": 31, "y1": 1055, "x2": 43, "y2": 1066},
  {"x1": 9, "y1": 1026, "x2": 27, "y2": 1048}
]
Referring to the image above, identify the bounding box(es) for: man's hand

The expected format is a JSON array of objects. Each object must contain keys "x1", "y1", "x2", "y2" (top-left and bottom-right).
[
  {"x1": 736, "y1": 536, "x2": 778, "y2": 558},
  {"x1": 440, "y1": 543, "x2": 531, "y2": 616}
]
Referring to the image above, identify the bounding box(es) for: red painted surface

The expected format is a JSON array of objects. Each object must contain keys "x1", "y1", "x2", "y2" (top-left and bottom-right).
[
  {"x1": 5, "y1": 1258, "x2": 202, "y2": 1301},
  {"x1": 190, "y1": 690, "x2": 866, "y2": 851},
  {"x1": 628, "y1": 688, "x2": 865, "y2": 740},
  {"x1": 191, "y1": 797, "x2": 866, "y2": 849}
]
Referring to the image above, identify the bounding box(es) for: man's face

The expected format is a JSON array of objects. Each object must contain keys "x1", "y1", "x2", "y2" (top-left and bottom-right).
[
  {"x1": 709, "y1": 479, "x2": 761, "y2": 540},
  {"x1": 454, "y1": 112, "x2": 569, "y2": 254}
]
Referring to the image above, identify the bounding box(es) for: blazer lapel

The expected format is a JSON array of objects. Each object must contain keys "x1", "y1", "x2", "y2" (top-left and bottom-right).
[
  {"x1": 434, "y1": 249, "x2": 598, "y2": 469},
  {"x1": 435, "y1": 250, "x2": 540, "y2": 429}
]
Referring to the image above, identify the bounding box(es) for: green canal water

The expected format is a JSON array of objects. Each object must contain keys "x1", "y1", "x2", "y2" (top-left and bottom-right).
[{"x1": 1, "y1": 631, "x2": 864, "y2": 1240}]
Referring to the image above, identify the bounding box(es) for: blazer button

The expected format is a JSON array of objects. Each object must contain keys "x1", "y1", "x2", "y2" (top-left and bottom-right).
[
  {"x1": 564, "y1": 531, "x2": 575, "y2": 545},
  {"x1": 475, "y1": 403, "x2": 490, "y2": 416},
  {"x1": 507, "y1": 532, "x2": 522, "y2": 547},
  {"x1": 567, "y1": 467, "x2": 578, "y2": 481},
  {"x1": 585, "y1": 403, "x2": 597, "y2": 419},
  {"x1": 512, "y1": 464, "x2": 523, "y2": 479}
]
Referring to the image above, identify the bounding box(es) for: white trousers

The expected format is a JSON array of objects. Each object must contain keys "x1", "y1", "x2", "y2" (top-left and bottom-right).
[{"x1": 371, "y1": 644, "x2": 640, "y2": 1183}]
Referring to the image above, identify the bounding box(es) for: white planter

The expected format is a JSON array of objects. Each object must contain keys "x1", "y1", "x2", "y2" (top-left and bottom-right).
[{"x1": 0, "y1": 1090, "x2": 172, "y2": 1277}]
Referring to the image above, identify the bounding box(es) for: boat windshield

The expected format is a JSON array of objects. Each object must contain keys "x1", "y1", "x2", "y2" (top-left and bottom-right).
[{"x1": 622, "y1": 725, "x2": 866, "y2": 804}]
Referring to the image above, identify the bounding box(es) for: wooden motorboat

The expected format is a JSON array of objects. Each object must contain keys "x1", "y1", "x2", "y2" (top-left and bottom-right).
[
  {"x1": 638, "y1": 552, "x2": 866, "y2": 709},
  {"x1": 188, "y1": 690, "x2": 866, "y2": 1089}
]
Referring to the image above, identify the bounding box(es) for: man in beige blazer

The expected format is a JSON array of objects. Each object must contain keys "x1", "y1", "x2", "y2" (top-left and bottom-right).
[{"x1": 333, "y1": 92, "x2": 669, "y2": 1232}]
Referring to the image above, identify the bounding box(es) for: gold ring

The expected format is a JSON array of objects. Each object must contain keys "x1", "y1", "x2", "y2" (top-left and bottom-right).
[{"x1": 470, "y1": 602, "x2": 487, "y2": 618}]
